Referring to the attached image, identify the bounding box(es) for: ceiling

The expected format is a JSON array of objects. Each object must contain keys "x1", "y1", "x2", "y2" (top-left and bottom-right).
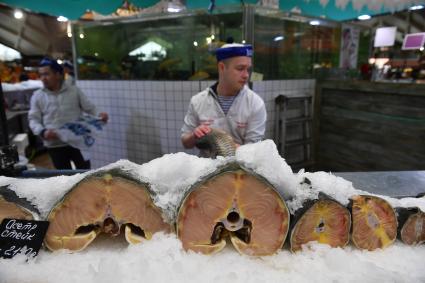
[
  {"x1": 349, "y1": 8, "x2": 425, "y2": 44},
  {"x1": 0, "y1": 4, "x2": 71, "y2": 57}
]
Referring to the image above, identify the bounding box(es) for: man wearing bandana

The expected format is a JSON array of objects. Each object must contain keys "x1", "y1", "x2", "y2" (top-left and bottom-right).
[
  {"x1": 181, "y1": 43, "x2": 267, "y2": 152},
  {"x1": 28, "y1": 58, "x2": 108, "y2": 169}
]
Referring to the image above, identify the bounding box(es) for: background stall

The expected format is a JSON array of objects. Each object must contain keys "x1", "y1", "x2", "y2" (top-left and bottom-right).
[{"x1": 0, "y1": 0, "x2": 424, "y2": 172}]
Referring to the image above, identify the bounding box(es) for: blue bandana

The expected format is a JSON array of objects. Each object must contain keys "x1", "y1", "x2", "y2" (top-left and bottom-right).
[
  {"x1": 215, "y1": 44, "x2": 253, "y2": 61},
  {"x1": 39, "y1": 57, "x2": 63, "y2": 74}
]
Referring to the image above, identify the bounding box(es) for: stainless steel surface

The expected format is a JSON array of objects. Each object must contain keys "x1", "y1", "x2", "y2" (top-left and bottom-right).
[
  {"x1": 21, "y1": 169, "x2": 88, "y2": 178},
  {"x1": 334, "y1": 171, "x2": 425, "y2": 197}
]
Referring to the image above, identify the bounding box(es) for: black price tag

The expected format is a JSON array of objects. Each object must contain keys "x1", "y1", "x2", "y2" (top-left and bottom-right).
[{"x1": 0, "y1": 218, "x2": 49, "y2": 259}]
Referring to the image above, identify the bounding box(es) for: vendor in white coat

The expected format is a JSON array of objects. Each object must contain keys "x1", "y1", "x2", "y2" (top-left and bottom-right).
[
  {"x1": 28, "y1": 58, "x2": 108, "y2": 169},
  {"x1": 181, "y1": 43, "x2": 267, "y2": 152}
]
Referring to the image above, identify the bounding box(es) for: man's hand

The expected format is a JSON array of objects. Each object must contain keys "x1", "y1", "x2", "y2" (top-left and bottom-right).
[
  {"x1": 193, "y1": 125, "x2": 211, "y2": 138},
  {"x1": 99, "y1": 112, "x2": 109, "y2": 123},
  {"x1": 181, "y1": 125, "x2": 211, "y2": 149},
  {"x1": 44, "y1": 129, "x2": 58, "y2": 140}
]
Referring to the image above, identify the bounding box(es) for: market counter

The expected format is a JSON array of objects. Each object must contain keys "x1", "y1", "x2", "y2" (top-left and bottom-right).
[{"x1": 335, "y1": 170, "x2": 425, "y2": 198}]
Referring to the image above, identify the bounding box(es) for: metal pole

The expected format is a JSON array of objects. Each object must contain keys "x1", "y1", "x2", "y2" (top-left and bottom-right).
[
  {"x1": 244, "y1": 5, "x2": 255, "y2": 88},
  {"x1": 71, "y1": 22, "x2": 79, "y2": 81},
  {"x1": 0, "y1": 80, "x2": 9, "y2": 146},
  {"x1": 243, "y1": 5, "x2": 255, "y2": 45}
]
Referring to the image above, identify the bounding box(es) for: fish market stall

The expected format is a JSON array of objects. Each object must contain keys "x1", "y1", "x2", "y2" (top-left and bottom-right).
[{"x1": 0, "y1": 141, "x2": 424, "y2": 283}]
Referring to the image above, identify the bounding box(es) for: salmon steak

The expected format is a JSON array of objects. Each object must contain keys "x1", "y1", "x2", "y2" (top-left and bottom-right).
[
  {"x1": 290, "y1": 197, "x2": 351, "y2": 252},
  {"x1": 397, "y1": 207, "x2": 425, "y2": 246},
  {"x1": 177, "y1": 164, "x2": 289, "y2": 256},
  {"x1": 44, "y1": 170, "x2": 171, "y2": 251},
  {"x1": 351, "y1": 195, "x2": 397, "y2": 250}
]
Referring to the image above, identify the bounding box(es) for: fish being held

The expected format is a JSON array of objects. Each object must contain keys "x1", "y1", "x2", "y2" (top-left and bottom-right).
[{"x1": 195, "y1": 128, "x2": 237, "y2": 158}]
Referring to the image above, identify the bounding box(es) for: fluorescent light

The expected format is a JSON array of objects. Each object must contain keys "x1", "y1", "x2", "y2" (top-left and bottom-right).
[
  {"x1": 66, "y1": 22, "x2": 72, "y2": 37},
  {"x1": 358, "y1": 14, "x2": 371, "y2": 20},
  {"x1": 0, "y1": 43, "x2": 21, "y2": 61},
  {"x1": 167, "y1": 0, "x2": 185, "y2": 13},
  {"x1": 309, "y1": 20, "x2": 320, "y2": 26},
  {"x1": 14, "y1": 10, "x2": 23, "y2": 19},
  {"x1": 57, "y1": 16, "x2": 68, "y2": 22},
  {"x1": 372, "y1": 58, "x2": 389, "y2": 69},
  {"x1": 167, "y1": 7, "x2": 181, "y2": 12},
  {"x1": 409, "y1": 5, "x2": 424, "y2": 10},
  {"x1": 273, "y1": 35, "x2": 284, "y2": 41},
  {"x1": 128, "y1": 41, "x2": 167, "y2": 61}
]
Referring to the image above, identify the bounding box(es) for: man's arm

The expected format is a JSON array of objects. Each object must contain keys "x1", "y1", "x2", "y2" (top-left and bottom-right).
[
  {"x1": 181, "y1": 125, "x2": 211, "y2": 149},
  {"x1": 181, "y1": 132, "x2": 196, "y2": 149},
  {"x1": 28, "y1": 94, "x2": 45, "y2": 136},
  {"x1": 77, "y1": 87, "x2": 108, "y2": 122},
  {"x1": 77, "y1": 87, "x2": 96, "y2": 115},
  {"x1": 244, "y1": 100, "x2": 267, "y2": 144},
  {"x1": 28, "y1": 93, "x2": 59, "y2": 141},
  {"x1": 181, "y1": 100, "x2": 212, "y2": 148}
]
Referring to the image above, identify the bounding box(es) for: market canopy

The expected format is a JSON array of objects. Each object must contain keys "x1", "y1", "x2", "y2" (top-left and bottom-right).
[{"x1": 1, "y1": 0, "x2": 424, "y2": 21}]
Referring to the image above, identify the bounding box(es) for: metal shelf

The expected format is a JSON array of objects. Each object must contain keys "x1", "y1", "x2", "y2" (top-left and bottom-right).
[{"x1": 274, "y1": 94, "x2": 314, "y2": 171}]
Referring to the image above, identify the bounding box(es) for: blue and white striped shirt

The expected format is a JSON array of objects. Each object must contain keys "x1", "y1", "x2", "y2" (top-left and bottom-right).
[{"x1": 217, "y1": 95, "x2": 237, "y2": 115}]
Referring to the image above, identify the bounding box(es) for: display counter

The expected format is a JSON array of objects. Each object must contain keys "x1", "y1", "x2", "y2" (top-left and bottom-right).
[
  {"x1": 1, "y1": 80, "x2": 41, "y2": 110},
  {"x1": 335, "y1": 170, "x2": 425, "y2": 197},
  {"x1": 0, "y1": 150, "x2": 424, "y2": 283}
]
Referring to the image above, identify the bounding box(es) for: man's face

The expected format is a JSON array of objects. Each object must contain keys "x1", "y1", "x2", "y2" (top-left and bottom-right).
[
  {"x1": 39, "y1": 66, "x2": 62, "y2": 90},
  {"x1": 220, "y1": 56, "x2": 252, "y2": 93}
]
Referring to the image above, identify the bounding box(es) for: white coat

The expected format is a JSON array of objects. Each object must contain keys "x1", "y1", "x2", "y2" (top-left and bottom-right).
[{"x1": 181, "y1": 85, "x2": 266, "y2": 145}]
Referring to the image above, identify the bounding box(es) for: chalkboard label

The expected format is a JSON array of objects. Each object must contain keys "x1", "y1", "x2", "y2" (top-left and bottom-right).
[{"x1": 0, "y1": 218, "x2": 49, "y2": 259}]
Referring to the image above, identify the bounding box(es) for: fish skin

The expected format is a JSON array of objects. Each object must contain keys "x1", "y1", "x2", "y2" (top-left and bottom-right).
[
  {"x1": 195, "y1": 128, "x2": 236, "y2": 158},
  {"x1": 396, "y1": 207, "x2": 425, "y2": 245},
  {"x1": 0, "y1": 185, "x2": 40, "y2": 217},
  {"x1": 289, "y1": 193, "x2": 351, "y2": 252}
]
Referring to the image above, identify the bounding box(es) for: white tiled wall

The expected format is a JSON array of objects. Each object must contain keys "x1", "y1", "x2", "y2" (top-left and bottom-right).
[{"x1": 77, "y1": 79, "x2": 315, "y2": 168}]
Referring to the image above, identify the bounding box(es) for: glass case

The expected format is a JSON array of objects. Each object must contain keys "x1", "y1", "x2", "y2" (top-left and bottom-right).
[
  {"x1": 73, "y1": 5, "x2": 342, "y2": 80},
  {"x1": 253, "y1": 7, "x2": 340, "y2": 79}
]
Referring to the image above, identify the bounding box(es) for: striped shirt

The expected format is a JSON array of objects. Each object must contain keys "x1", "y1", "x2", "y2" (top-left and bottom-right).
[{"x1": 217, "y1": 95, "x2": 237, "y2": 115}]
